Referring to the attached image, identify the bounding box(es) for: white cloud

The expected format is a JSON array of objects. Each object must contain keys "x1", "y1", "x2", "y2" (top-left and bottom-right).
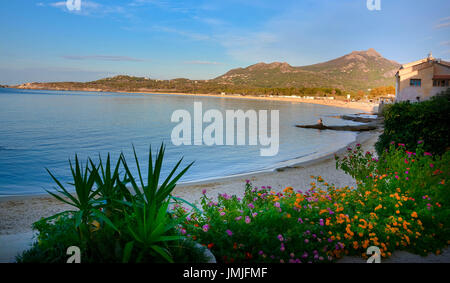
[
  {"x1": 435, "y1": 22, "x2": 450, "y2": 29},
  {"x1": 62, "y1": 55, "x2": 145, "y2": 62},
  {"x1": 183, "y1": 60, "x2": 223, "y2": 65},
  {"x1": 434, "y1": 16, "x2": 450, "y2": 29},
  {"x1": 153, "y1": 26, "x2": 211, "y2": 41},
  {"x1": 43, "y1": 1, "x2": 126, "y2": 17}
]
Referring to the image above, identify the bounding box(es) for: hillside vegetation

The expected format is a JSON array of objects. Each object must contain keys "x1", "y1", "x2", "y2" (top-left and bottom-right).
[{"x1": 13, "y1": 48, "x2": 400, "y2": 96}]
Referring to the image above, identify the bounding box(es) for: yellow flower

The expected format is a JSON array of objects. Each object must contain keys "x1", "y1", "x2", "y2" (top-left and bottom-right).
[{"x1": 90, "y1": 220, "x2": 101, "y2": 232}]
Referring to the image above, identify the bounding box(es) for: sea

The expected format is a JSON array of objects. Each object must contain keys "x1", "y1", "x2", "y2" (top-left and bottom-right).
[{"x1": 0, "y1": 88, "x2": 364, "y2": 196}]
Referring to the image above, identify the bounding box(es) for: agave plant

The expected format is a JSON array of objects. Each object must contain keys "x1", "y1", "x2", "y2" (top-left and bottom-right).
[
  {"x1": 119, "y1": 143, "x2": 195, "y2": 262},
  {"x1": 89, "y1": 154, "x2": 133, "y2": 217},
  {"x1": 120, "y1": 143, "x2": 193, "y2": 208},
  {"x1": 45, "y1": 155, "x2": 118, "y2": 237},
  {"x1": 122, "y1": 200, "x2": 183, "y2": 263}
]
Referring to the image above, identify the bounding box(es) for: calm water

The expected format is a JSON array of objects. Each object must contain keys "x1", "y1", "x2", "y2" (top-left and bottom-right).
[{"x1": 0, "y1": 88, "x2": 362, "y2": 196}]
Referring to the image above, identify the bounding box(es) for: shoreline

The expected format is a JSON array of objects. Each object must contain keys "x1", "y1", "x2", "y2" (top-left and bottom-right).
[
  {"x1": 6, "y1": 87, "x2": 379, "y2": 113},
  {"x1": 0, "y1": 130, "x2": 366, "y2": 203},
  {"x1": 2, "y1": 128, "x2": 450, "y2": 263},
  {"x1": 0, "y1": 130, "x2": 378, "y2": 233}
]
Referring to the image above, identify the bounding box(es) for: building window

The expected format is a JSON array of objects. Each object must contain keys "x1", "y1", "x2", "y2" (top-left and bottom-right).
[
  {"x1": 433, "y1": 79, "x2": 450, "y2": 87},
  {"x1": 410, "y1": 79, "x2": 421, "y2": 87}
]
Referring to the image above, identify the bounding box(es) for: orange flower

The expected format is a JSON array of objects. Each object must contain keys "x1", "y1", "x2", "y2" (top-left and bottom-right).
[
  {"x1": 411, "y1": 211, "x2": 418, "y2": 218},
  {"x1": 283, "y1": 186, "x2": 294, "y2": 193}
]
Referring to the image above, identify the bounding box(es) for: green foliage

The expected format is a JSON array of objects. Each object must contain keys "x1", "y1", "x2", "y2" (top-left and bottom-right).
[
  {"x1": 18, "y1": 144, "x2": 203, "y2": 263},
  {"x1": 179, "y1": 144, "x2": 449, "y2": 263},
  {"x1": 45, "y1": 155, "x2": 118, "y2": 238},
  {"x1": 21, "y1": 50, "x2": 400, "y2": 94},
  {"x1": 375, "y1": 89, "x2": 450, "y2": 156},
  {"x1": 121, "y1": 144, "x2": 193, "y2": 209}
]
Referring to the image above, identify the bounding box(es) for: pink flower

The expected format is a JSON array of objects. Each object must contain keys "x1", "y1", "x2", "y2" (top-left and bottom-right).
[
  {"x1": 235, "y1": 216, "x2": 242, "y2": 221},
  {"x1": 424, "y1": 152, "x2": 432, "y2": 156},
  {"x1": 274, "y1": 202, "x2": 280, "y2": 208},
  {"x1": 319, "y1": 219, "x2": 324, "y2": 226},
  {"x1": 248, "y1": 203, "x2": 255, "y2": 209},
  {"x1": 430, "y1": 163, "x2": 434, "y2": 168},
  {"x1": 220, "y1": 212, "x2": 226, "y2": 216},
  {"x1": 180, "y1": 228, "x2": 186, "y2": 234},
  {"x1": 202, "y1": 224, "x2": 209, "y2": 232},
  {"x1": 202, "y1": 189, "x2": 207, "y2": 194},
  {"x1": 226, "y1": 229, "x2": 233, "y2": 236},
  {"x1": 245, "y1": 216, "x2": 251, "y2": 224}
]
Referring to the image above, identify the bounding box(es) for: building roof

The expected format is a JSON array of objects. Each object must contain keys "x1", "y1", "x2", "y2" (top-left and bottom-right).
[
  {"x1": 396, "y1": 54, "x2": 450, "y2": 76},
  {"x1": 433, "y1": 75, "x2": 450, "y2": 80}
]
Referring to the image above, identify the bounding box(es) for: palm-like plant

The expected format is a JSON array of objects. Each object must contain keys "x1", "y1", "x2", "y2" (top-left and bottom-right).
[
  {"x1": 45, "y1": 155, "x2": 117, "y2": 237},
  {"x1": 90, "y1": 154, "x2": 133, "y2": 217},
  {"x1": 121, "y1": 144, "x2": 193, "y2": 208},
  {"x1": 120, "y1": 143, "x2": 194, "y2": 262},
  {"x1": 122, "y1": 200, "x2": 182, "y2": 263},
  {"x1": 42, "y1": 143, "x2": 194, "y2": 262}
]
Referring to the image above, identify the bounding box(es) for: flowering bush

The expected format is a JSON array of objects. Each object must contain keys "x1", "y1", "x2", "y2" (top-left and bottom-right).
[{"x1": 176, "y1": 143, "x2": 449, "y2": 263}]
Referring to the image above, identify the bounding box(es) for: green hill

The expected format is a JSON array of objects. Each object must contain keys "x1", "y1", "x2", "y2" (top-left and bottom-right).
[
  {"x1": 214, "y1": 48, "x2": 400, "y2": 91},
  {"x1": 13, "y1": 48, "x2": 400, "y2": 95}
]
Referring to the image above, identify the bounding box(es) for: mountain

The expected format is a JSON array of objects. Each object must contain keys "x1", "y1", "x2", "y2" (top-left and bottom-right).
[
  {"x1": 12, "y1": 49, "x2": 400, "y2": 94},
  {"x1": 214, "y1": 48, "x2": 400, "y2": 91}
]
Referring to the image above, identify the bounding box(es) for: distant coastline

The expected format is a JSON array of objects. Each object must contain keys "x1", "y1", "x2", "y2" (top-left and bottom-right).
[{"x1": 6, "y1": 85, "x2": 379, "y2": 113}]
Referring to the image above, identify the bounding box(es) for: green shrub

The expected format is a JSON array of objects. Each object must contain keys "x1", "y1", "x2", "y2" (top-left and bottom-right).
[
  {"x1": 17, "y1": 144, "x2": 205, "y2": 263},
  {"x1": 375, "y1": 88, "x2": 450, "y2": 156}
]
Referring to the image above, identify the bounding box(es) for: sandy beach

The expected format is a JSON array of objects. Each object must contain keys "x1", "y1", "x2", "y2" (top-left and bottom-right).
[{"x1": 141, "y1": 92, "x2": 379, "y2": 113}]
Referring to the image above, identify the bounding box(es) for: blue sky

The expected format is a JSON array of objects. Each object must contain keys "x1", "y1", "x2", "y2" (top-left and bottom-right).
[{"x1": 0, "y1": 0, "x2": 449, "y2": 84}]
